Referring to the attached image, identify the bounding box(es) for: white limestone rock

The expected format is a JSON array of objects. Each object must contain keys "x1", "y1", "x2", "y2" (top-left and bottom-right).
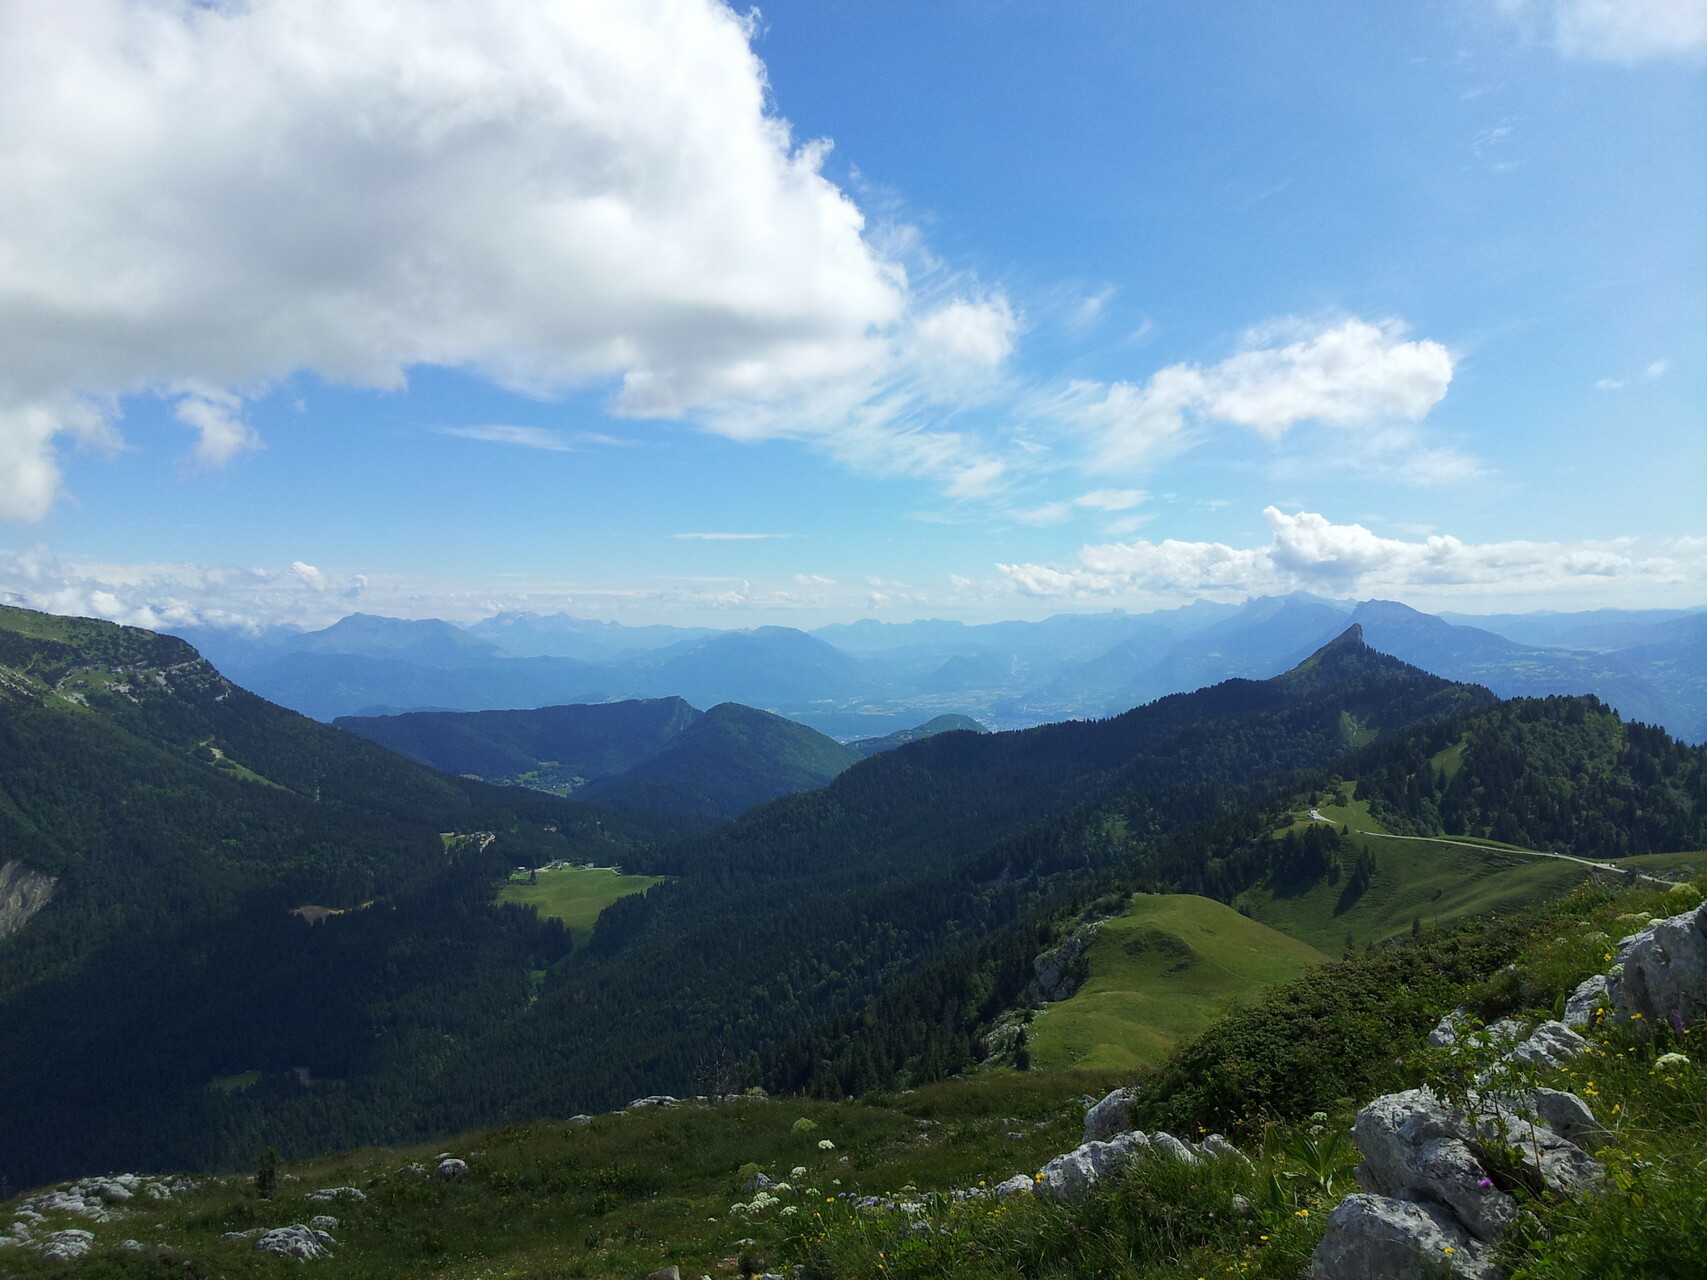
[
  {"x1": 1529, "y1": 1088, "x2": 1611, "y2": 1151},
  {"x1": 1310, "y1": 1194, "x2": 1501, "y2": 1280},
  {"x1": 1082, "y1": 1087, "x2": 1137, "y2": 1143},
  {"x1": 1036, "y1": 1130, "x2": 1153, "y2": 1201},
  {"x1": 1563, "y1": 974, "x2": 1609, "y2": 1028},
  {"x1": 254, "y1": 1224, "x2": 336, "y2": 1260},
  {"x1": 1503, "y1": 1021, "x2": 1588, "y2": 1071},
  {"x1": 1352, "y1": 1090, "x2": 1517, "y2": 1244},
  {"x1": 1606, "y1": 899, "x2": 1707, "y2": 1029},
  {"x1": 436, "y1": 1158, "x2": 468, "y2": 1179},
  {"x1": 992, "y1": 1174, "x2": 1034, "y2": 1197},
  {"x1": 306, "y1": 1186, "x2": 366, "y2": 1202},
  {"x1": 1202, "y1": 1133, "x2": 1252, "y2": 1166},
  {"x1": 38, "y1": 1229, "x2": 96, "y2": 1263},
  {"x1": 1427, "y1": 1009, "x2": 1471, "y2": 1048},
  {"x1": 1149, "y1": 1131, "x2": 1199, "y2": 1163}
]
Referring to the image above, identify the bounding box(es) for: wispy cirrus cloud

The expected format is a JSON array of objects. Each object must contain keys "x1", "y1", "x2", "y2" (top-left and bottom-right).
[
  {"x1": 441, "y1": 425, "x2": 574, "y2": 452},
  {"x1": 672, "y1": 532, "x2": 794, "y2": 541},
  {"x1": 1489, "y1": 0, "x2": 1707, "y2": 61}
]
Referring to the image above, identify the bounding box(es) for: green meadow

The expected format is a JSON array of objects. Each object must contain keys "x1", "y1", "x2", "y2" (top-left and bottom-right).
[
  {"x1": 1237, "y1": 784, "x2": 1597, "y2": 954},
  {"x1": 495, "y1": 864, "x2": 666, "y2": 947},
  {"x1": 1026, "y1": 893, "x2": 1328, "y2": 1072}
]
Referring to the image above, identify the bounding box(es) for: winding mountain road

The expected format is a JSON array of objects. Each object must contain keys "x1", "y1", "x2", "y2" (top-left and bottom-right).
[{"x1": 1306, "y1": 809, "x2": 1674, "y2": 887}]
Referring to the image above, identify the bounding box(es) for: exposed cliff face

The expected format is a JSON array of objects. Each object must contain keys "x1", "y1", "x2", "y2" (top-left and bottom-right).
[{"x1": 0, "y1": 860, "x2": 56, "y2": 939}]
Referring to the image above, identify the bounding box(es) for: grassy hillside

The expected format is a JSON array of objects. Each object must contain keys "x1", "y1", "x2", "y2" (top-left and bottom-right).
[
  {"x1": 1234, "y1": 785, "x2": 1596, "y2": 953},
  {"x1": 10, "y1": 877, "x2": 1700, "y2": 1280},
  {"x1": 496, "y1": 865, "x2": 666, "y2": 946},
  {"x1": 1027, "y1": 894, "x2": 1328, "y2": 1071}
]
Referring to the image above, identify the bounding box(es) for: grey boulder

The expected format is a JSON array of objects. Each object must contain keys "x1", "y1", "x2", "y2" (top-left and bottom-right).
[
  {"x1": 1503, "y1": 1021, "x2": 1588, "y2": 1071},
  {"x1": 254, "y1": 1224, "x2": 336, "y2": 1260},
  {"x1": 38, "y1": 1230, "x2": 96, "y2": 1263},
  {"x1": 1562, "y1": 974, "x2": 1609, "y2": 1028},
  {"x1": 1310, "y1": 1194, "x2": 1501, "y2": 1280},
  {"x1": 1082, "y1": 1087, "x2": 1137, "y2": 1142},
  {"x1": 1606, "y1": 898, "x2": 1707, "y2": 1029},
  {"x1": 1352, "y1": 1090, "x2": 1517, "y2": 1244}
]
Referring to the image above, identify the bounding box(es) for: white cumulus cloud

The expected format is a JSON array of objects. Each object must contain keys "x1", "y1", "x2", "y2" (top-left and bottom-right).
[
  {"x1": 1046, "y1": 319, "x2": 1457, "y2": 475},
  {"x1": 0, "y1": 0, "x2": 928, "y2": 518}
]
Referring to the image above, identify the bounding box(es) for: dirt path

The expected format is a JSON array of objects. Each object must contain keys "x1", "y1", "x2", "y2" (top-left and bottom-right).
[{"x1": 1352, "y1": 828, "x2": 1673, "y2": 887}]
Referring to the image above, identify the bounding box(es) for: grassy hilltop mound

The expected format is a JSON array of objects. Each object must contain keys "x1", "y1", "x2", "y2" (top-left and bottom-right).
[{"x1": 1027, "y1": 894, "x2": 1329, "y2": 1071}]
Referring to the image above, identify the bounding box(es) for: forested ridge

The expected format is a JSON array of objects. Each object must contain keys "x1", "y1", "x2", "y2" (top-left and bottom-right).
[{"x1": 766, "y1": 696, "x2": 1707, "y2": 1101}]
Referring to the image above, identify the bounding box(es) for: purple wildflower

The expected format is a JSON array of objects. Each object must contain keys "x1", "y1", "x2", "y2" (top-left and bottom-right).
[
  {"x1": 1477, "y1": 1178, "x2": 1494, "y2": 1190},
  {"x1": 1671, "y1": 1011, "x2": 1687, "y2": 1037}
]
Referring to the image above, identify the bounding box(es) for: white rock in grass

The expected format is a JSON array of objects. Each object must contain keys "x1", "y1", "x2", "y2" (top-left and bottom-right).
[
  {"x1": 1202, "y1": 1133, "x2": 1252, "y2": 1166},
  {"x1": 1310, "y1": 1194, "x2": 1500, "y2": 1280},
  {"x1": 1082, "y1": 1087, "x2": 1137, "y2": 1142},
  {"x1": 38, "y1": 1229, "x2": 96, "y2": 1262},
  {"x1": 1563, "y1": 974, "x2": 1609, "y2": 1028},
  {"x1": 436, "y1": 1158, "x2": 468, "y2": 1179},
  {"x1": 992, "y1": 1174, "x2": 1034, "y2": 1197},
  {"x1": 254, "y1": 1224, "x2": 336, "y2": 1259},
  {"x1": 1148, "y1": 1131, "x2": 1198, "y2": 1164},
  {"x1": 306, "y1": 1186, "x2": 366, "y2": 1202},
  {"x1": 1502, "y1": 1021, "x2": 1587, "y2": 1071},
  {"x1": 1606, "y1": 899, "x2": 1707, "y2": 1029},
  {"x1": 1352, "y1": 1090, "x2": 1516, "y2": 1245}
]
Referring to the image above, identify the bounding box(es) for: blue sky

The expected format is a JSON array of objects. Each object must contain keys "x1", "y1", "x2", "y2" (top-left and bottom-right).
[{"x1": 0, "y1": 0, "x2": 1702, "y2": 629}]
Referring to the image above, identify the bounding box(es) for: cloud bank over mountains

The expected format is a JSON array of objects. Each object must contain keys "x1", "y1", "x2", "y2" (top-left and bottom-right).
[
  {"x1": 1000, "y1": 509, "x2": 1707, "y2": 605},
  {"x1": 6, "y1": 510, "x2": 1704, "y2": 634}
]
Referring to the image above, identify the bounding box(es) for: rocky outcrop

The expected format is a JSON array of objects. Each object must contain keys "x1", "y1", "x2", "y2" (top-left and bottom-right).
[
  {"x1": 37, "y1": 1229, "x2": 96, "y2": 1262},
  {"x1": 1037, "y1": 1131, "x2": 1153, "y2": 1200},
  {"x1": 1502, "y1": 1021, "x2": 1588, "y2": 1071},
  {"x1": 306, "y1": 1185, "x2": 366, "y2": 1202},
  {"x1": 1601, "y1": 898, "x2": 1707, "y2": 1030},
  {"x1": 1351, "y1": 1090, "x2": 1519, "y2": 1244},
  {"x1": 1312, "y1": 1194, "x2": 1500, "y2": 1280},
  {"x1": 1314, "y1": 1078, "x2": 1605, "y2": 1280},
  {"x1": 0, "y1": 861, "x2": 56, "y2": 940},
  {"x1": 1028, "y1": 925, "x2": 1098, "y2": 1003},
  {"x1": 1082, "y1": 1087, "x2": 1137, "y2": 1142},
  {"x1": 1562, "y1": 974, "x2": 1609, "y2": 1028},
  {"x1": 254, "y1": 1224, "x2": 336, "y2": 1259}
]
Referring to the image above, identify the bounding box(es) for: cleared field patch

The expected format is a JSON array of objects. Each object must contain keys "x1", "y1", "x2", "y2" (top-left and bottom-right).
[
  {"x1": 1027, "y1": 894, "x2": 1328, "y2": 1072},
  {"x1": 496, "y1": 865, "x2": 665, "y2": 947}
]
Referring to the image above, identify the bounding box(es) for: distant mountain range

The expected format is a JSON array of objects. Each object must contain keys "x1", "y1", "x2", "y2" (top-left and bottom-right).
[{"x1": 170, "y1": 597, "x2": 1707, "y2": 743}]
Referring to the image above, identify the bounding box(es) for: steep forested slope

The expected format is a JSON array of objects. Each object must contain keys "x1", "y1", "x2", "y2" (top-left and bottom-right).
[
  {"x1": 0, "y1": 606, "x2": 663, "y2": 1187},
  {"x1": 575, "y1": 702, "x2": 861, "y2": 827},
  {"x1": 335, "y1": 697, "x2": 703, "y2": 791},
  {"x1": 338, "y1": 697, "x2": 864, "y2": 829}
]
